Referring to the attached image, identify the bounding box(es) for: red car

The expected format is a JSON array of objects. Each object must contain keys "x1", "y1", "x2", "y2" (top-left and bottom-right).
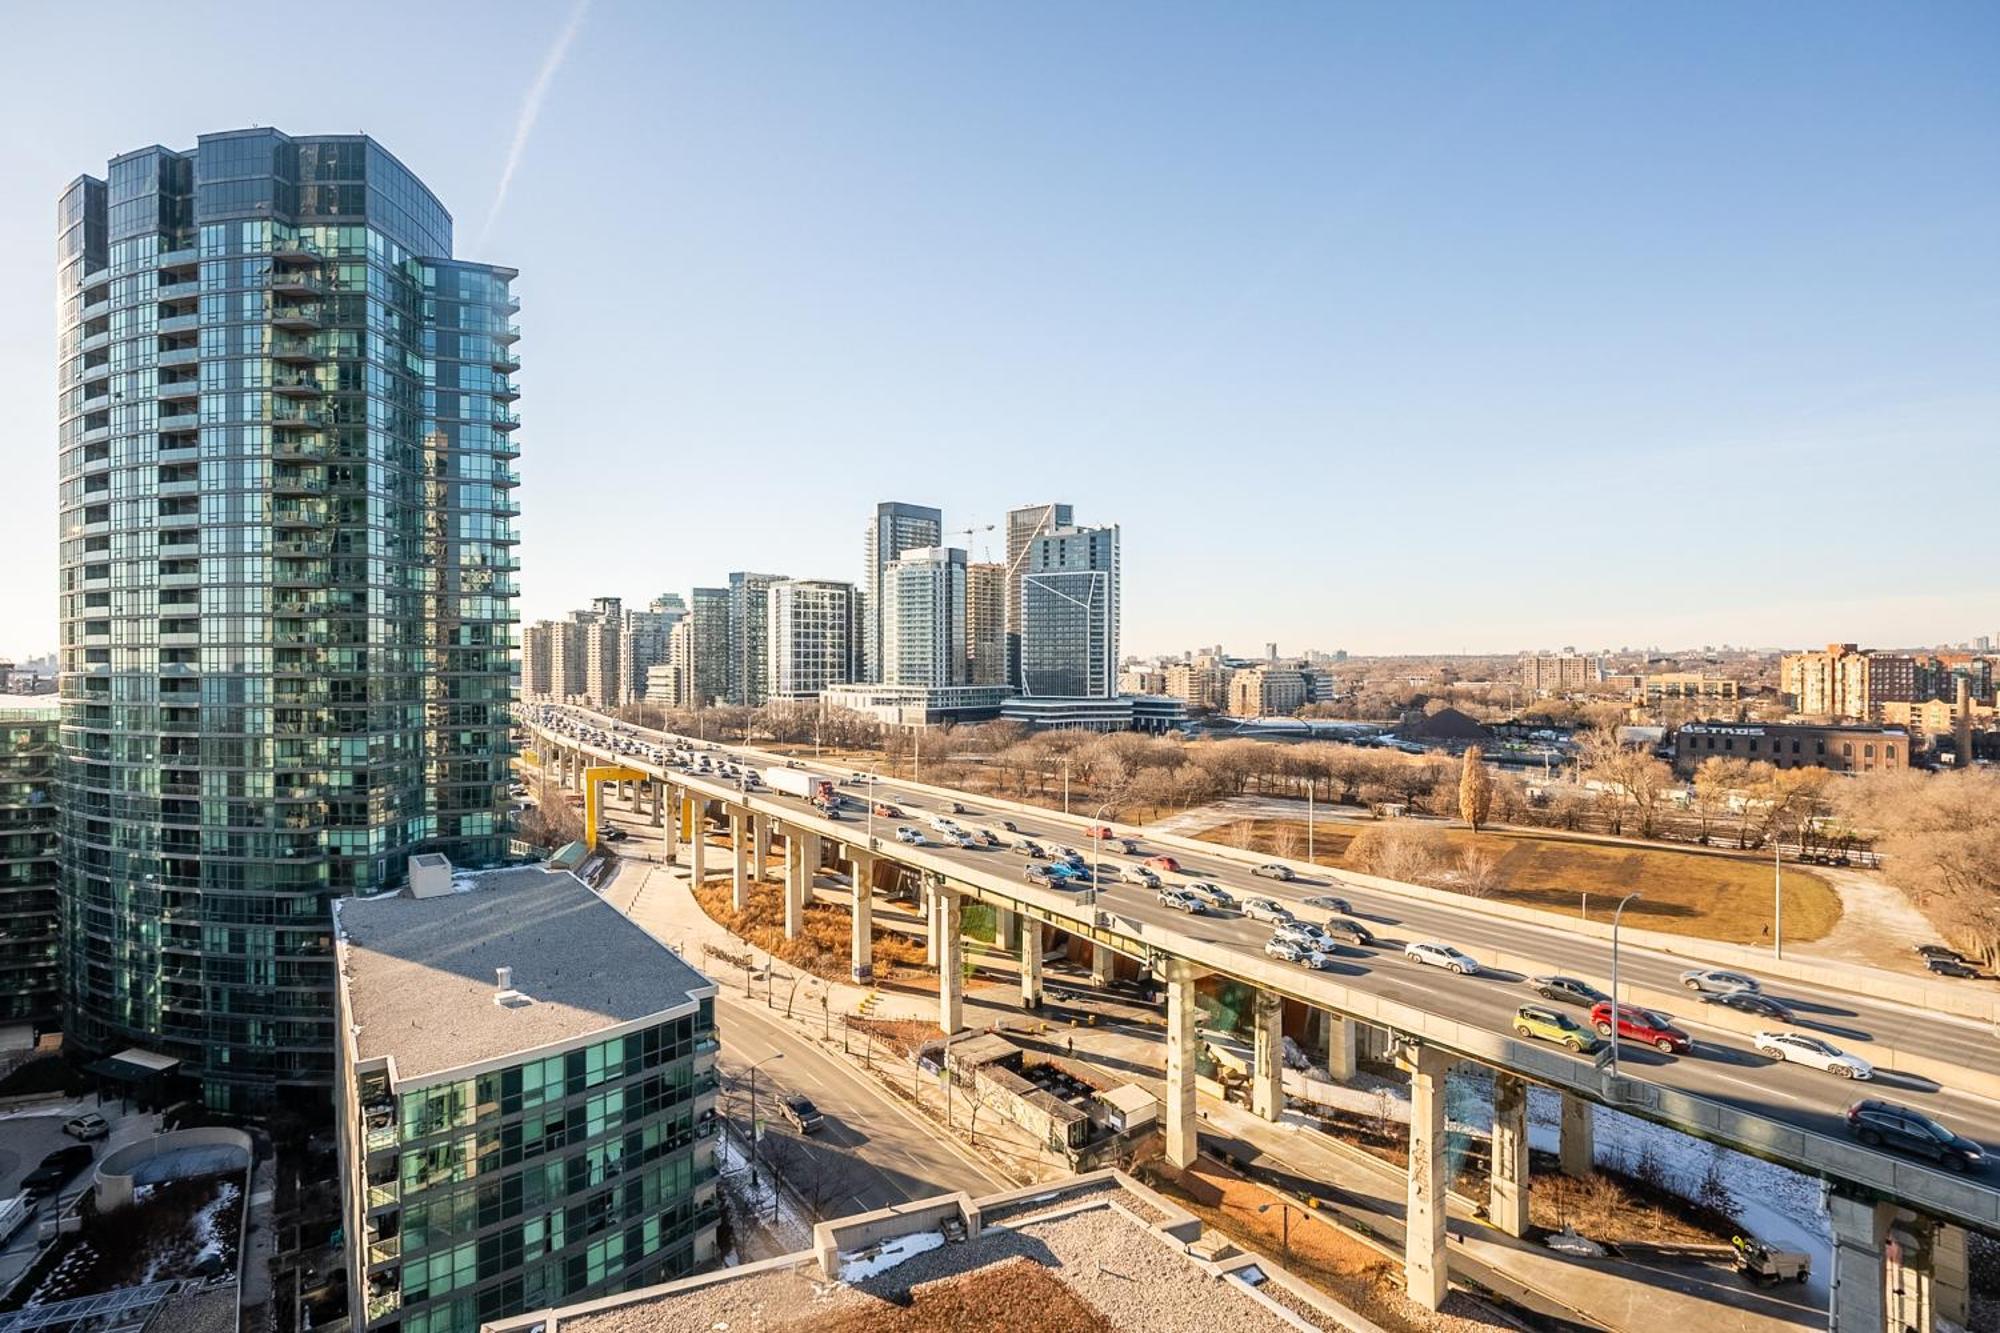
[
  {"x1": 1589, "y1": 1002, "x2": 1692, "y2": 1054},
  {"x1": 1143, "y1": 855, "x2": 1182, "y2": 873},
  {"x1": 1084, "y1": 825, "x2": 1115, "y2": 840},
  {"x1": 872, "y1": 802, "x2": 900, "y2": 818}
]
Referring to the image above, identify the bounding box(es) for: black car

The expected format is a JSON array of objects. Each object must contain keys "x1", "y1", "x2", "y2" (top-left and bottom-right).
[
  {"x1": 1319, "y1": 917, "x2": 1376, "y2": 946},
  {"x1": 1701, "y1": 989, "x2": 1796, "y2": 1022},
  {"x1": 1845, "y1": 1099, "x2": 1985, "y2": 1172},
  {"x1": 1926, "y1": 957, "x2": 1980, "y2": 978},
  {"x1": 780, "y1": 1095, "x2": 823, "y2": 1134},
  {"x1": 21, "y1": 1145, "x2": 93, "y2": 1196},
  {"x1": 1303, "y1": 895, "x2": 1353, "y2": 915},
  {"x1": 1000, "y1": 820, "x2": 1017, "y2": 833},
  {"x1": 1915, "y1": 944, "x2": 1964, "y2": 962},
  {"x1": 1532, "y1": 975, "x2": 1609, "y2": 1007}
]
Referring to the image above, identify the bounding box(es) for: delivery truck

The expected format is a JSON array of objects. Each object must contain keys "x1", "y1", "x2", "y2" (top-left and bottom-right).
[{"x1": 761, "y1": 767, "x2": 835, "y2": 806}]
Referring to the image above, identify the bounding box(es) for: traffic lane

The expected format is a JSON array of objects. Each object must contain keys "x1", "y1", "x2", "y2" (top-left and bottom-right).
[{"x1": 713, "y1": 992, "x2": 1005, "y2": 1211}]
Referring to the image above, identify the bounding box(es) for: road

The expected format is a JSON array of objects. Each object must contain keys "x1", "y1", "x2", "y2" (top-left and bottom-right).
[
  {"x1": 524, "y1": 705, "x2": 2000, "y2": 1216},
  {"x1": 711, "y1": 983, "x2": 1006, "y2": 1219}
]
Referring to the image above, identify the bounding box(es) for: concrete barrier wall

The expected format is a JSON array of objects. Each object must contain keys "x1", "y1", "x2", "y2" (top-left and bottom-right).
[
  {"x1": 94, "y1": 1127, "x2": 254, "y2": 1211},
  {"x1": 811, "y1": 1193, "x2": 977, "y2": 1280}
]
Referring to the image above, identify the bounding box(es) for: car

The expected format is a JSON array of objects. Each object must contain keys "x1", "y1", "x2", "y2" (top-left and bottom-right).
[
  {"x1": 1926, "y1": 957, "x2": 1980, "y2": 978},
  {"x1": 1057, "y1": 849, "x2": 1086, "y2": 867},
  {"x1": 1755, "y1": 1032, "x2": 1873, "y2": 1079},
  {"x1": 1915, "y1": 944, "x2": 1965, "y2": 962},
  {"x1": 1184, "y1": 881, "x2": 1234, "y2": 910},
  {"x1": 895, "y1": 827, "x2": 927, "y2": 846},
  {"x1": 945, "y1": 830, "x2": 974, "y2": 847},
  {"x1": 928, "y1": 815, "x2": 960, "y2": 833},
  {"x1": 1513, "y1": 1004, "x2": 1602, "y2": 1053},
  {"x1": 1093, "y1": 864, "x2": 1124, "y2": 883},
  {"x1": 1084, "y1": 825, "x2": 1114, "y2": 840},
  {"x1": 21, "y1": 1146, "x2": 93, "y2": 1197},
  {"x1": 1242, "y1": 897, "x2": 1293, "y2": 923},
  {"x1": 1013, "y1": 840, "x2": 1046, "y2": 858},
  {"x1": 1589, "y1": 1002, "x2": 1692, "y2": 1053},
  {"x1": 1531, "y1": 975, "x2": 1609, "y2": 1008},
  {"x1": 1844, "y1": 1099, "x2": 1986, "y2": 1172},
  {"x1": 780, "y1": 1095, "x2": 824, "y2": 1134},
  {"x1": 1129, "y1": 866, "x2": 1162, "y2": 888},
  {"x1": 1319, "y1": 916, "x2": 1376, "y2": 946},
  {"x1": 1273, "y1": 920, "x2": 1334, "y2": 952},
  {"x1": 600, "y1": 826, "x2": 627, "y2": 842},
  {"x1": 1117, "y1": 838, "x2": 1141, "y2": 855},
  {"x1": 1265, "y1": 937, "x2": 1337, "y2": 969},
  {"x1": 948, "y1": 802, "x2": 967, "y2": 815},
  {"x1": 1302, "y1": 895, "x2": 1352, "y2": 914},
  {"x1": 872, "y1": 802, "x2": 900, "y2": 818},
  {"x1": 1405, "y1": 941, "x2": 1481, "y2": 974},
  {"x1": 1144, "y1": 856, "x2": 1182, "y2": 873},
  {"x1": 1252, "y1": 863, "x2": 1295, "y2": 881},
  {"x1": 1043, "y1": 862, "x2": 1079, "y2": 882},
  {"x1": 1681, "y1": 968, "x2": 1761, "y2": 994},
  {"x1": 1158, "y1": 887, "x2": 1208, "y2": 914},
  {"x1": 973, "y1": 830, "x2": 1002, "y2": 847},
  {"x1": 62, "y1": 1114, "x2": 108, "y2": 1142},
  {"x1": 1701, "y1": 990, "x2": 1796, "y2": 1022},
  {"x1": 999, "y1": 820, "x2": 1018, "y2": 833},
  {"x1": 1023, "y1": 864, "x2": 1053, "y2": 884}
]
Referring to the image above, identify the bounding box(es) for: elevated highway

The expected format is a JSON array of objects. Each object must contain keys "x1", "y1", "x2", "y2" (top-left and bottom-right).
[{"x1": 520, "y1": 704, "x2": 1993, "y2": 1328}]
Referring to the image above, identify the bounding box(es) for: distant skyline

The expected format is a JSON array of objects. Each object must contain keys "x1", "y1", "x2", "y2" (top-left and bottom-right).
[{"x1": 3, "y1": 2, "x2": 1996, "y2": 659}]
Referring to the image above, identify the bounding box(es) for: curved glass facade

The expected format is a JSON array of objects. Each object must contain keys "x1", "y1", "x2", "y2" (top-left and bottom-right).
[{"x1": 56, "y1": 130, "x2": 519, "y2": 1108}]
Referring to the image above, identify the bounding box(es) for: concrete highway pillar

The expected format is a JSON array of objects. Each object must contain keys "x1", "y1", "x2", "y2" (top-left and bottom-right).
[
  {"x1": 1090, "y1": 941, "x2": 1111, "y2": 987},
  {"x1": 1404, "y1": 1043, "x2": 1453, "y2": 1311},
  {"x1": 1930, "y1": 1221, "x2": 1971, "y2": 1330},
  {"x1": 1164, "y1": 959, "x2": 1198, "y2": 1169},
  {"x1": 938, "y1": 890, "x2": 963, "y2": 1034},
  {"x1": 1019, "y1": 919, "x2": 1042, "y2": 1010},
  {"x1": 925, "y1": 883, "x2": 942, "y2": 968},
  {"x1": 1558, "y1": 1093, "x2": 1594, "y2": 1179},
  {"x1": 650, "y1": 783, "x2": 662, "y2": 827},
  {"x1": 784, "y1": 831, "x2": 805, "y2": 940},
  {"x1": 1489, "y1": 1073, "x2": 1531, "y2": 1239},
  {"x1": 848, "y1": 849, "x2": 874, "y2": 983},
  {"x1": 689, "y1": 810, "x2": 706, "y2": 885},
  {"x1": 1251, "y1": 990, "x2": 1284, "y2": 1122},
  {"x1": 1885, "y1": 1212, "x2": 1969, "y2": 1333},
  {"x1": 730, "y1": 813, "x2": 750, "y2": 912},
  {"x1": 1327, "y1": 1016, "x2": 1357, "y2": 1082},
  {"x1": 749, "y1": 812, "x2": 769, "y2": 881},
  {"x1": 659, "y1": 785, "x2": 677, "y2": 864},
  {"x1": 1828, "y1": 1193, "x2": 1884, "y2": 1333},
  {"x1": 995, "y1": 905, "x2": 1017, "y2": 953},
  {"x1": 803, "y1": 831, "x2": 822, "y2": 897}
]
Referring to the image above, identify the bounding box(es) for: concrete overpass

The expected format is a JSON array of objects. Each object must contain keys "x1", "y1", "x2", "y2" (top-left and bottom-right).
[{"x1": 519, "y1": 704, "x2": 1995, "y2": 1330}]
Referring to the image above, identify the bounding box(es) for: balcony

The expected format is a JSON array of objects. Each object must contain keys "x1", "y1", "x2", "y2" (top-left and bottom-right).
[
  {"x1": 158, "y1": 279, "x2": 200, "y2": 303},
  {"x1": 159, "y1": 406, "x2": 199, "y2": 429},
  {"x1": 367, "y1": 1236, "x2": 401, "y2": 1267},
  {"x1": 271, "y1": 307, "x2": 321, "y2": 332},
  {"x1": 269, "y1": 273, "x2": 325, "y2": 298},
  {"x1": 272, "y1": 473, "x2": 326, "y2": 496},
  {"x1": 270, "y1": 337, "x2": 322, "y2": 365},
  {"x1": 273, "y1": 536, "x2": 331, "y2": 558},
  {"x1": 81, "y1": 360, "x2": 110, "y2": 384},
  {"x1": 157, "y1": 380, "x2": 200, "y2": 402},
  {"x1": 488, "y1": 410, "x2": 520, "y2": 432},
  {"x1": 492, "y1": 381, "x2": 519, "y2": 403},
  {"x1": 82, "y1": 267, "x2": 110, "y2": 292},
  {"x1": 272, "y1": 505, "x2": 328, "y2": 530},
  {"x1": 272, "y1": 377, "x2": 323, "y2": 399},
  {"x1": 496, "y1": 322, "x2": 520, "y2": 343},
  {"x1": 159, "y1": 314, "x2": 200, "y2": 336},
  {"x1": 272, "y1": 238, "x2": 323, "y2": 264},
  {"x1": 81, "y1": 331, "x2": 111, "y2": 354},
  {"x1": 491, "y1": 348, "x2": 521, "y2": 373},
  {"x1": 272, "y1": 437, "x2": 327, "y2": 462},
  {"x1": 365, "y1": 1289, "x2": 401, "y2": 1321},
  {"x1": 271, "y1": 406, "x2": 326, "y2": 430},
  {"x1": 158, "y1": 346, "x2": 200, "y2": 368},
  {"x1": 158, "y1": 246, "x2": 198, "y2": 269}
]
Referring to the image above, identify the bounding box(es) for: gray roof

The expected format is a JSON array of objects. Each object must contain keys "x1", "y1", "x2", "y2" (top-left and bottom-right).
[{"x1": 337, "y1": 866, "x2": 711, "y2": 1084}]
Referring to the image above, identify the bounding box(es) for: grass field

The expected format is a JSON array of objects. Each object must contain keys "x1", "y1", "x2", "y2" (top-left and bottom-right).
[{"x1": 1195, "y1": 817, "x2": 1842, "y2": 945}]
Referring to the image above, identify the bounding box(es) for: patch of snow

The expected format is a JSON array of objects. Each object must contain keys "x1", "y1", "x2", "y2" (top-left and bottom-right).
[
  {"x1": 836, "y1": 1230, "x2": 946, "y2": 1282},
  {"x1": 1545, "y1": 1228, "x2": 1606, "y2": 1258}
]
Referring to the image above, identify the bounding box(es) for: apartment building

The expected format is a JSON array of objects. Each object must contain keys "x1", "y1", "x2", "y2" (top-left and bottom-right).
[
  {"x1": 965, "y1": 561, "x2": 1008, "y2": 686},
  {"x1": 862, "y1": 502, "x2": 942, "y2": 683},
  {"x1": 1519, "y1": 652, "x2": 1604, "y2": 695},
  {"x1": 1004, "y1": 502, "x2": 1072, "y2": 687},
  {"x1": 1019, "y1": 525, "x2": 1119, "y2": 700},
  {"x1": 766, "y1": 579, "x2": 861, "y2": 700},
  {"x1": 0, "y1": 698, "x2": 60, "y2": 1030},
  {"x1": 1228, "y1": 665, "x2": 1308, "y2": 717},
  {"x1": 881, "y1": 548, "x2": 967, "y2": 688},
  {"x1": 725, "y1": 573, "x2": 787, "y2": 707}
]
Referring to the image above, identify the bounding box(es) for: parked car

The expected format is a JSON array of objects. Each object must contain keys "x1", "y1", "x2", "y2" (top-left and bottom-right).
[
  {"x1": 1844, "y1": 1099, "x2": 1986, "y2": 1172},
  {"x1": 1681, "y1": 968, "x2": 1761, "y2": 994},
  {"x1": 1185, "y1": 881, "x2": 1235, "y2": 910},
  {"x1": 1755, "y1": 1032, "x2": 1872, "y2": 1080},
  {"x1": 1144, "y1": 856, "x2": 1182, "y2": 873},
  {"x1": 1302, "y1": 895, "x2": 1352, "y2": 915},
  {"x1": 62, "y1": 1114, "x2": 109, "y2": 1142},
  {"x1": 1242, "y1": 897, "x2": 1293, "y2": 923},
  {"x1": 1590, "y1": 1002, "x2": 1692, "y2": 1053},
  {"x1": 780, "y1": 1095, "x2": 824, "y2": 1134},
  {"x1": 1252, "y1": 863, "x2": 1295, "y2": 881},
  {"x1": 1531, "y1": 975, "x2": 1609, "y2": 1008},
  {"x1": 1319, "y1": 916, "x2": 1376, "y2": 946},
  {"x1": 1702, "y1": 990, "x2": 1796, "y2": 1022},
  {"x1": 21, "y1": 1146, "x2": 93, "y2": 1197},
  {"x1": 1513, "y1": 1004, "x2": 1602, "y2": 1053},
  {"x1": 1158, "y1": 887, "x2": 1208, "y2": 914},
  {"x1": 1405, "y1": 941, "x2": 1481, "y2": 975}
]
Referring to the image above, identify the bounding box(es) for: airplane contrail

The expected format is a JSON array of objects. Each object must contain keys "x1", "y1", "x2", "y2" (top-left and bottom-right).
[{"x1": 476, "y1": 0, "x2": 591, "y2": 253}]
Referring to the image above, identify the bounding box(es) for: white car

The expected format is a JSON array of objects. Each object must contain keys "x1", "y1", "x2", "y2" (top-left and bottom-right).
[
  {"x1": 928, "y1": 815, "x2": 961, "y2": 834},
  {"x1": 1681, "y1": 968, "x2": 1761, "y2": 994},
  {"x1": 1404, "y1": 941, "x2": 1481, "y2": 975},
  {"x1": 1754, "y1": 1032, "x2": 1873, "y2": 1079},
  {"x1": 895, "y1": 826, "x2": 927, "y2": 846},
  {"x1": 946, "y1": 830, "x2": 975, "y2": 848},
  {"x1": 1242, "y1": 897, "x2": 1293, "y2": 923},
  {"x1": 1265, "y1": 937, "x2": 1334, "y2": 970}
]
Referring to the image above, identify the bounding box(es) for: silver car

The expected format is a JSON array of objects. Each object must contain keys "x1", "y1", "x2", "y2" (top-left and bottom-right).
[{"x1": 1680, "y1": 968, "x2": 1761, "y2": 994}]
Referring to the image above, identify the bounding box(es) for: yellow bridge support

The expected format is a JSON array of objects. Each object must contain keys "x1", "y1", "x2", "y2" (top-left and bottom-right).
[{"x1": 583, "y1": 764, "x2": 647, "y2": 849}]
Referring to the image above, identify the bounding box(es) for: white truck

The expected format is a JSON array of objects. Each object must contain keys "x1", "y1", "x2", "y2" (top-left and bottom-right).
[
  {"x1": 761, "y1": 767, "x2": 836, "y2": 808},
  {"x1": 0, "y1": 1194, "x2": 36, "y2": 1246}
]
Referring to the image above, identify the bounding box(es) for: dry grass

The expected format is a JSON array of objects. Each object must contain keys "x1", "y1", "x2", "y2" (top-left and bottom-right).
[
  {"x1": 805, "y1": 1257, "x2": 1114, "y2": 1333},
  {"x1": 691, "y1": 877, "x2": 929, "y2": 984},
  {"x1": 1197, "y1": 817, "x2": 1842, "y2": 944},
  {"x1": 841, "y1": 1016, "x2": 941, "y2": 1057}
]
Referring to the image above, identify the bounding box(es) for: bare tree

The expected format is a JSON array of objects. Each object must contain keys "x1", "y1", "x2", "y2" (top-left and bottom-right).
[{"x1": 1842, "y1": 769, "x2": 2000, "y2": 966}]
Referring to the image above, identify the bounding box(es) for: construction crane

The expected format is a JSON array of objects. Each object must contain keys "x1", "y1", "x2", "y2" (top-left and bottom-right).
[{"x1": 950, "y1": 524, "x2": 996, "y2": 561}]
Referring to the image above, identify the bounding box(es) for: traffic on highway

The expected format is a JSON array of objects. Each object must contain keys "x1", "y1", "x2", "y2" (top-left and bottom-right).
[{"x1": 521, "y1": 702, "x2": 2000, "y2": 1192}]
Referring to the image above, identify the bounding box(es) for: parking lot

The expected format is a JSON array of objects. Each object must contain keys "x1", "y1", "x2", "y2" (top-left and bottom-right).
[{"x1": 0, "y1": 1096, "x2": 161, "y2": 1292}]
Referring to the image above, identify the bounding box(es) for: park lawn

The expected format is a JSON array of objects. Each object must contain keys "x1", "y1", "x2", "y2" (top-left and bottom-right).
[{"x1": 1195, "y1": 817, "x2": 1841, "y2": 946}]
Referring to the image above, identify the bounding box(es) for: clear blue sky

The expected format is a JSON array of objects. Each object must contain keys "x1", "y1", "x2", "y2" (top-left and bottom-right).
[{"x1": 3, "y1": 2, "x2": 1995, "y2": 659}]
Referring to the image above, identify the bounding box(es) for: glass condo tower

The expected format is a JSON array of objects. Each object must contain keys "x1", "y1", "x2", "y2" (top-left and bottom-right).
[{"x1": 55, "y1": 129, "x2": 520, "y2": 1108}]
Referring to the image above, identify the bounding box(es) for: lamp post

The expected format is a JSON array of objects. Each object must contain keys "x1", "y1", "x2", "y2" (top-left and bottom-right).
[
  {"x1": 1089, "y1": 802, "x2": 1112, "y2": 909},
  {"x1": 1062, "y1": 759, "x2": 1071, "y2": 815},
  {"x1": 1257, "y1": 1201, "x2": 1299, "y2": 1270},
  {"x1": 1773, "y1": 838, "x2": 1784, "y2": 960},
  {"x1": 744, "y1": 1053, "x2": 784, "y2": 1190},
  {"x1": 1307, "y1": 783, "x2": 1315, "y2": 863},
  {"x1": 1608, "y1": 893, "x2": 1640, "y2": 1085}
]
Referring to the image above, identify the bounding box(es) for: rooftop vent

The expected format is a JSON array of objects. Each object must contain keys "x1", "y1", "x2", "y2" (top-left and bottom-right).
[{"x1": 494, "y1": 965, "x2": 532, "y2": 1008}]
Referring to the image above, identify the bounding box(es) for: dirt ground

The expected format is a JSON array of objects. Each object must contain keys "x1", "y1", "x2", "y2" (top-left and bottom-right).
[
  {"x1": 1141, "y1": 1158, "x2": 1515, "y2": 1333},
  {"x1": 807, "y1": 1257, "x2": 1114, "y2": 1333},
  {"x1": 692, "y1": 876, "x2": 930, "y2": 983},
  {"x1": 1196, "y1": 818, "x2": 1841, "y2": 945}
]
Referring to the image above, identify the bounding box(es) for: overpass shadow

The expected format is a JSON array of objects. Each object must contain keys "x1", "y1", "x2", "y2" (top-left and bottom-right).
[
  {"x1": 1775, "y1": 994, "x2": 1858, "y2": 1019},
  {"x1": 1691, "y1": 1042, "x2": 1771, "y2": 1070},
  {"x1": 1865, "y1": 1070, "x2": 1941, "y2": 1094},
  {"x1": 1796, "y1": 1019, "x2": 1871, "y2": 1042}
]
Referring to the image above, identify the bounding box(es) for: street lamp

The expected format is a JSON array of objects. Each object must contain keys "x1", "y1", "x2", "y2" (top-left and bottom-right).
[
  {"x1": 1608, "y1": 893, "x2": 1641, "y2": 1085},
  {"x1": 1772, "y1": 838, "x2": 1784, "y2": 960},
  {"x1": 1257, "y1": 1200, "x2": 1300, "y2": 1270},
  {"x1": 1089, "y1": 802, "x2": 1113, "y2": 908},
  {"x1": 744, "y1": 1053, "x2": 784, "y2": 1190}
]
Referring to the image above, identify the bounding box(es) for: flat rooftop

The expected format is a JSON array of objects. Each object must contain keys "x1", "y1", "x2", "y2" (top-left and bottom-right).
[
  {"x1": 337, "y1": 866, "x2": 712, "y2": 1083},
  {"x1": 497, "y1": 1174, "x2": 1324, "y2": 1333}
]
